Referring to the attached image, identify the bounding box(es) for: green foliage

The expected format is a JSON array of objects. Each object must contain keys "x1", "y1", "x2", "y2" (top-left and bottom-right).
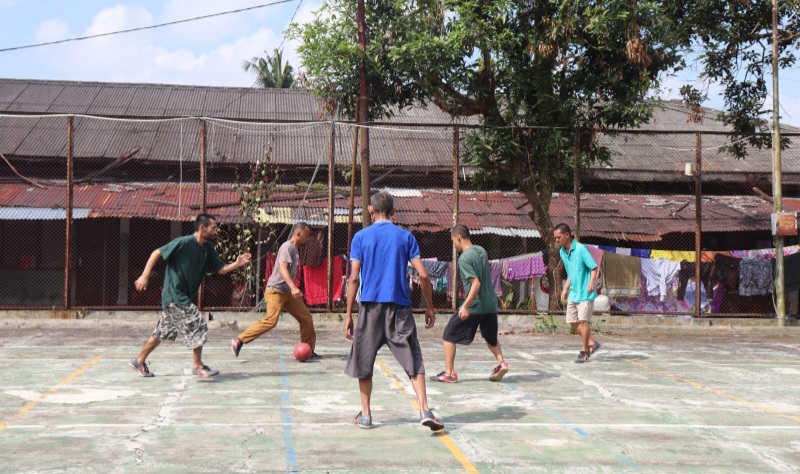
[
  {"x1": 287, "y1": 1, "x2": 426, "y2": 118},
  {"x1": 292, "y1": 1, "x2": 683, "y2": 241},
  {"x1": 215, "y1": 146, "x2": 279, "y2": 298},
  {"x1": 243, "y1": 48, "x2": 297, "y2": 89},
  {"x1": 679, "y1": 1, "x2": 799, "y2": 158}
]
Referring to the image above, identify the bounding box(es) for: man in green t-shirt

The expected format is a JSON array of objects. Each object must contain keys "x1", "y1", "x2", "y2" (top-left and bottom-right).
[
  {"x1": 129, "y1": 213, "x2": 251, "y2": 378},
  {"x1": 431, "y1": 224, "x2": 508, "y2": 383}
]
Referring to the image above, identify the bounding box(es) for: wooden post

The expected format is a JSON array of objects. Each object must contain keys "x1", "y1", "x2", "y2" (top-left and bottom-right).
[{"x1": 346, "y1": 121, "x2": 359, "y2": 280}]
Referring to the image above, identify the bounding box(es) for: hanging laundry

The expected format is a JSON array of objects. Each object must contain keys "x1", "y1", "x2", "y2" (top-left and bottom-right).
[
  {"x1": 585, "y1": 245, "x2": 604, "y2": 269},
  {"x1": 299, "y1": 230, "x2": 326, "y2": 266},
  {"x1": 676, "y1": 261, "x2": 714, "y2": 301},
  {"x1": 489, "y1": 260, "x2": 503, "y2": 296},
  {"x1": 601, "y1": 252, "x2": 641, "y2": 297},
  {"x1": 631, "y1": 248, "x2": 651, "y2": 258},
  {"x1": 650, "y1": 250, "x2": 696, "y2": 262},
  {"x1": 739, "y1": 258, "x2": 773, "y2": 296},
  {"x1": 714, "y1": 254, "x2": 741, "y2": 290},
  {"x1": 701, "y1": 251, "x2": 728, "y2": 263},
  {"x1": 711, "y1": 282, "x2": 725, "y2": 313},
  {"x1": 599, "y1": 245, "x2": 616, "y2": 253},
  {"x1": 503, "y1": 253, "x2": 546, "y2": 281},
  {"x1": 615, "y1": 247, "x2": 632, "y2": 256},
  {"x1": 303, "y1": 256, "x2": 344, "y2": 306},
  {"x1": 784, "y1": 252, "x2": 800, "y2": 293},
  {"x1": 640, "y1": 258, "x2": 681, "y2": 301},
  {"x1": 682, "y1": 279, "x2": 710, "y2": 312}
]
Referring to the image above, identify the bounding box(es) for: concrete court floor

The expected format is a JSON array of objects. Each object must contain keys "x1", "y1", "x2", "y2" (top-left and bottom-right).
[{"x1": 0, "y1": 324, "x2": 799, "y2": 474}]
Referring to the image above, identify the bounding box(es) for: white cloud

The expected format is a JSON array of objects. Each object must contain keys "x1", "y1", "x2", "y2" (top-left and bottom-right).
[
  {"x1": 84, "y1": 5, "x2": 154, "y2": 37},
  {"x1": 34, "y1": 19, "x2": 69, "y2": 43}
]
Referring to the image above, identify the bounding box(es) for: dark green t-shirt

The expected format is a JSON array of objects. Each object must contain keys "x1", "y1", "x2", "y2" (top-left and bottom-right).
[
  {"x1": 459, "y1": 245, "x2": 498, "y2": 314},
  {"x1": 159, "y1": 235, "x2": 225, "y2": 309}
]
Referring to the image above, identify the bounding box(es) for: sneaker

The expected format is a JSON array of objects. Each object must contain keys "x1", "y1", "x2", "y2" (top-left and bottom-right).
[
  {"x1": 489, "y1": 361, "x2": 509, "y2": 381},
  {"x1": 575, "y1": 351, "x2": 589, "y2": 364},
  {"x1": 129, "y1": 358, "x2": 154, "y2": 377},
  {"x1": 353, "y1": 411, "x2": 372, "y2": 429},
  {"x1": 420, "y1": 408, "x2": 444, "y2": 431},
  {"x1": 231, "y1": 338, "x2": 243, "y2": 357},
  {"x1": 192, "y1": 365, "x2": 220, "y2": 377},
  {"x1": 589, "y1": 342, "x2": 602, "y2": 356},
  {"x1": 429, "y1": 371, "x2": 458, "y2": 383},
  {"x1": 310, "y1": 351, "x2": 322, "y2": 360}
]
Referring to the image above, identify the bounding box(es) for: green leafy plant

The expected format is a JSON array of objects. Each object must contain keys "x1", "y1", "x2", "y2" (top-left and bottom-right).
[{"x1": 215, "y1": 145, "x2": 280, "y2": 305}]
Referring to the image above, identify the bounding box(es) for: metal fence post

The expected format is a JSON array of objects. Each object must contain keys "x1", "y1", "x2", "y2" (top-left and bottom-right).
[
  {"x1": 64, "y1": 115, "x2": 74, "y2": 310},
  {"x1": 198, "y1": 118, "x2": 207, "y2": 310},
  {"x1": 452, "y1": 126, "x2": 460, "y2": 311},
  {"x1": 574, "y1": 130, "x2": 581, "y2": 241},
  {"x1": 695, "y1": 132, "x2": 702, "y2": 317},
  {"x1": 327, "y1": 120, "x2": 336, "y2": 311}
]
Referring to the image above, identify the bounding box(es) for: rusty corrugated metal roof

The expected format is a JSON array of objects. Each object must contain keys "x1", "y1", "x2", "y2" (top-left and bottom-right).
[{"x1": 0, "y1": 182, "x2": 784, "y2": 242}]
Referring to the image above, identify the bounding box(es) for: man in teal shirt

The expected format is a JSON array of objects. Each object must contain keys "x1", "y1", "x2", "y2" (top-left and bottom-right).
[
  {"x1": 431, "y1": 224, "x2": 508, "y2": 383},
  {"x1": 554, "y1": 223, "x2": 601, "y2": 363},
  {"x1": 129, "y1": 213, "x2": 251, "y2": 377}
]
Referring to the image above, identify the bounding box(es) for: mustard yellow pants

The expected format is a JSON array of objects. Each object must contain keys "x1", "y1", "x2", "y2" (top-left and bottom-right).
[{"x1": 237, "y1": 289, "x2": 316, "y2": 349}]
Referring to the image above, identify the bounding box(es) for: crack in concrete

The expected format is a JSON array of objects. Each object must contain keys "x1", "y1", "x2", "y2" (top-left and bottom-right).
[
  {"x1": 125, "y1": 371, "x2": 193, "y2": 465},
  {"x1": 239, "y1": 427, "x2": 265, "y2": 471}
]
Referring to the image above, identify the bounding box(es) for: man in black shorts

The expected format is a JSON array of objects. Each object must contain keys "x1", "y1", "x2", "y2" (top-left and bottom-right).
[
  {"x1": 431, "y1": 224, "x2": 508, "y2": 383},
  {"x1": 344, "y1": 191, "x2": 443, "y2": 431}
]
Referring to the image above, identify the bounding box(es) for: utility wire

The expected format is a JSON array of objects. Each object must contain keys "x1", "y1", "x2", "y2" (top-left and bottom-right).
[{"x1": 0, "y1": 0, "x2": 298, "y2": 53}]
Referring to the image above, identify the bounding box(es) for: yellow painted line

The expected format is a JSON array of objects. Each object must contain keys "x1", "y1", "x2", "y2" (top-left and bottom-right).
[
  {"x1": 375, "y1": 357, "x2": 479, "y2": 474},
  {"x1": 625, "y1": 359, "x2": 800, "y2": 425},
  {"x1": 0, "y1": 354, "x2": 104, "y2": 432}
]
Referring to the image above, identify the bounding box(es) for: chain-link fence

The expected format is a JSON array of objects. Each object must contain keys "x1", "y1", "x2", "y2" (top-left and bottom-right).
[{"x1": 0, "y1": 112, "x2": 797, "y2": 318}]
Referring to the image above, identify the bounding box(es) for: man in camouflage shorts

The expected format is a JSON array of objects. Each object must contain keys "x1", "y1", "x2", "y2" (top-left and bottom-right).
[{"x1": 129, "y1": 214, "x2": 251, "y2": 378}]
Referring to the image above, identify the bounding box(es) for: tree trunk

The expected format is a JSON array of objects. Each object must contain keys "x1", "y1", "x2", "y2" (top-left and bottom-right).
[{"x1": 519, "y1": 183, "x2": 564, "y2": 312}]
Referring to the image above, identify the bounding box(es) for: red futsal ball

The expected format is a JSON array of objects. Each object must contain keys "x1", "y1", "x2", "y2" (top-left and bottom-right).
[{"x1": 294, "y1": 342, "x2": 312, "y2": 362}]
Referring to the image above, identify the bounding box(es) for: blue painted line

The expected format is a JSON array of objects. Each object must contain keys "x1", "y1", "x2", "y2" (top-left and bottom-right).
[
  {"x1": 278, "y1": 343, "x2": 300, "y2": 472},
  {"x1": 471, "y1": 361, "x2": 644, "y2": 473}
]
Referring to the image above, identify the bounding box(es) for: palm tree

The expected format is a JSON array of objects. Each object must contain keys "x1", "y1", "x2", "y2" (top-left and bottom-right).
[{"x1": 242, "y1": 48, "x2": 296, "y2": 88}]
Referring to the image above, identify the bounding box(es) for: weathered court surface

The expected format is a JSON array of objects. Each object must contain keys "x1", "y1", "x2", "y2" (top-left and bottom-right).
[{"x1": 1, "y1": 321, "x2": 799, "y2": 473}]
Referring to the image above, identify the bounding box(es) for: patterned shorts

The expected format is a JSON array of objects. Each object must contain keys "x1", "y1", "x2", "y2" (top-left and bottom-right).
[{"x1": 152, "y1": 304, "x2": 208, "y2": 349}]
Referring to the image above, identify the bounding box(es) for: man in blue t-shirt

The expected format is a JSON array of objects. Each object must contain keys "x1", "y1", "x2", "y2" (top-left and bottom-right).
[
  {"x1": 344, "y1": 191, "x2": 444, "y2": 431},
  {"x1": 554, "y1": 223, "x2": 601, "y2": 363}
]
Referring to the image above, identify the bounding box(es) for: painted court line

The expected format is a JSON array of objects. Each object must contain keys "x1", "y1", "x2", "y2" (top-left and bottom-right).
[
  {"x1": 5, "y1": 422, "x2": 800, "y2": 430},
  {"x1": 471, "y1": 361, "x2": 644, "y2": 473},
  {"x1": 374, "y1": 357, "x2": 479, "y2": 474},
  {"x1": 0, "y1": 354, "x2": 104, "y2": 432},
  {"x1": 277, "y1": 343, "x2": 299, "y2": 473},
  {"x1": 625, "y1": 359, "x2": 800, "y2": 425}
]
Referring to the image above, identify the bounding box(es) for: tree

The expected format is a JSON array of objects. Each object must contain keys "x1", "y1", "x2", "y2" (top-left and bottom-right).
[
  {"x1": 243, "y1": 48, "x2": 297, "y2": 88},
  {"x1": 679, "y1": 1, "x2": 800, "y2": 158},
  {"x1": 288, "y1": 1, "x2": 429, "y2": 118},
  {"x1": 293, "y1": 0, "x2": 691, "y2": 309}
]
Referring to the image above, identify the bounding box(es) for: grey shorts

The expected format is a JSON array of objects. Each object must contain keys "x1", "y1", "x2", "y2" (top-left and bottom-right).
[
  {"x1": 345, "y1": 303, "x2": 425, "y2": 379},
  {"x1": 151, "y1": 303, "x2": 208, "y2": 349}
]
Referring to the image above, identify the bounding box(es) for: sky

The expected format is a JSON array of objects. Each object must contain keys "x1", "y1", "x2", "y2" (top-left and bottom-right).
[{"x1": 0, "y1": 0, "x2": 799, "y2": 126}]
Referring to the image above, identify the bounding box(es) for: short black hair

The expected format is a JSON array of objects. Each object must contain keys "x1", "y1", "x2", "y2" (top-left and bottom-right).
[
  {"x1": 451, "y1": 224, "x2": 471, "y2": 239},
  {"x1": 195, "y1": 213, "x2": 216, "y2": 231},
  {"x1": 370, "y1": 191, "x2": 394, "y2": 214},
  {"x1": 291, "y1": 221, "x2": 310, "y2": 237},
  {"x1": 554, "y1": 223, "x2": 572, "y2": 235}
]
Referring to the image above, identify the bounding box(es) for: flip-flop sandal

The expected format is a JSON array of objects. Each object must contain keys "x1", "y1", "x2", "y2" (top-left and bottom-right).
[
  {"x1": 353, "y1": 411, "x2": 372, "y2": 429},
  {"x1": 192, "y1": 365, "x2": 219, "y2": 377}
]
